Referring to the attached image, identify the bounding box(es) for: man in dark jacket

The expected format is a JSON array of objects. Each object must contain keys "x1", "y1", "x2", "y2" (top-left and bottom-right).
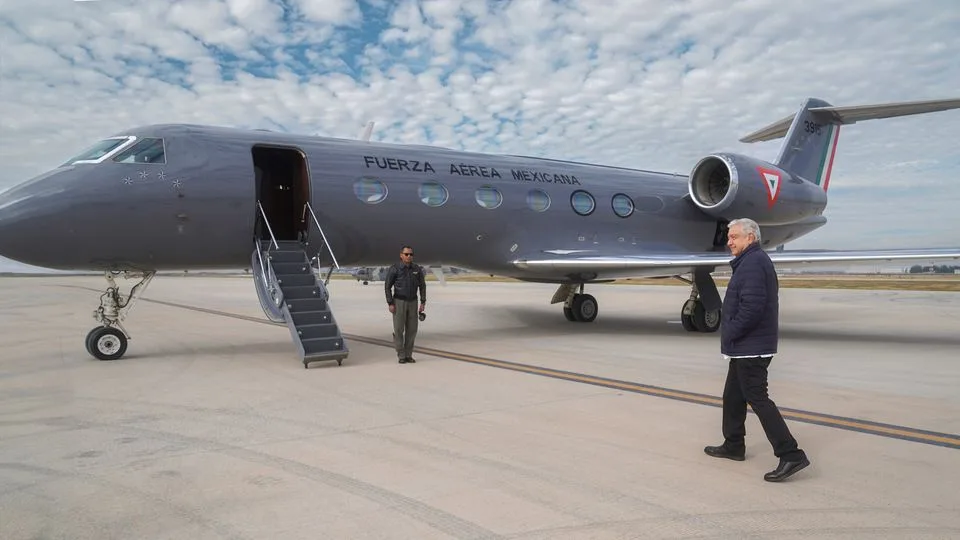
[
  {"x1": 704, "y1": 218, "x2": 810, "y2": 482},
  {"x1": 385, "y1": 245, "x2": 426, "y2": 364}
]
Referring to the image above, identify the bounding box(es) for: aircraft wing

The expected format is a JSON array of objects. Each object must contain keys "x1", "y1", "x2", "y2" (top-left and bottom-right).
[
  {"x1": 512, "y1": 248, "x2": 960, "y2": 278},
  {"x1": 740, "y1": 97, "x2": 960, "y2": 143}
]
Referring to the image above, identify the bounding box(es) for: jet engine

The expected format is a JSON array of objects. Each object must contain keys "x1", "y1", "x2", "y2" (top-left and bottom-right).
[{"x1": 687, "y1": 153, "x2": 827, "y2": 225}]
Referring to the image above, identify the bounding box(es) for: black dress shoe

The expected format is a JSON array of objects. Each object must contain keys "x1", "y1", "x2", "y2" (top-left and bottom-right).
[
  {"x1": 704, "y1": 445, "x2": 745, "y2": 461},
  {"x1": 406, "y1": 357, "x2": 416, "y2": 363},
  {"x1": 398, "y1": 357, "x2": 408, "y2": 363},
  {"x1": 764, "y1": 456, "x2": 810, "y2": 482}
]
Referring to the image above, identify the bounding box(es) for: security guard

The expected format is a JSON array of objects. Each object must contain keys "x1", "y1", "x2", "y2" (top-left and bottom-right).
[{"x1": 384, "y1": 245, "x2": 426, "y2": 364}]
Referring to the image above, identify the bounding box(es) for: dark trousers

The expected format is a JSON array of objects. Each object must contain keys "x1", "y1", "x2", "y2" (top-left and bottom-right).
[
  {"x1": 392, "y1": 299, "x2": 419, "y2": 359},
  {"x1": 722, "y1": 356, "x2": 805, "y2": 462}
]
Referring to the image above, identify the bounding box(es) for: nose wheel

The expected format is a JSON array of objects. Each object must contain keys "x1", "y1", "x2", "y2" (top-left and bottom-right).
[
  {"x1": 85, "y1": 326, "x2": 128, "y2": 360},
  {"x1": 85, "y1": 270, "x2": 155, "y2": 361}
]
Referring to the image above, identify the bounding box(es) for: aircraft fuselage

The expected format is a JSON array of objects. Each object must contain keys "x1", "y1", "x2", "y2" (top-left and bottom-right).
[{"x1": 0, "y1": 123, "x2": 801, "y2": 280}]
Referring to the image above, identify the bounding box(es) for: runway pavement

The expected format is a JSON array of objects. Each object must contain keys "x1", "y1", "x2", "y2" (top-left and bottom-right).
[{"x1": 1, "y1": 275, "x2": 958, "y2": 539}]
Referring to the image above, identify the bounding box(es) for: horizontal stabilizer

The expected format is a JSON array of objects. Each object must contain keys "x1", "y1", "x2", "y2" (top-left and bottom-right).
[{"x1": 740, "y1": 97, "x2": 960, "y2": 143}]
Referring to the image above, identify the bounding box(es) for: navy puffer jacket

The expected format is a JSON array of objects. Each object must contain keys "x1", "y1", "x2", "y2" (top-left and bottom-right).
[{"x1": 720, "y1": 242, "x2": 779, "y2": 356}]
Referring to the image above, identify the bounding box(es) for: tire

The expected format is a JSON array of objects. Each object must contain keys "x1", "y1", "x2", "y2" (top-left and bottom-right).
[{"x1": 88, "y1": 327, "x2": 128, "y2": 361}]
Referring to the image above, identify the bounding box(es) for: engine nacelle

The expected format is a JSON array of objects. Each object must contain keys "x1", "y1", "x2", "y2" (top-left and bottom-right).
[{"x1": 687, "y1": 153, "x2": 827, "y2": 225}]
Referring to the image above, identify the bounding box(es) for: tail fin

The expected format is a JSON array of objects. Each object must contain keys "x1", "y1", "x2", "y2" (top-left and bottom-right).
[{"x1": 740, "y1": 97, "x2": 960, "y2": 191}]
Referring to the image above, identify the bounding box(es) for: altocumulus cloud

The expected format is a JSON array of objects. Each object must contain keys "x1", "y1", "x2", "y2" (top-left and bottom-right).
[{"x1": 1, "y1": 0, "x2": 959, "y2": 264}]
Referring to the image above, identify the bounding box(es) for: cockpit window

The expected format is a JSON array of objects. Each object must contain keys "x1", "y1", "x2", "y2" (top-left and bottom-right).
[
  {"x1": 112, "y1": 137, "x2": 166, "y2": 164},
  {"x1": 61, "y1": 137, "x2": 134, "y2": 165}
]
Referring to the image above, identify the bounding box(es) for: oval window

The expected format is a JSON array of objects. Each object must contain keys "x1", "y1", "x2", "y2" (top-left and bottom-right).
[
  {"x1": 526, "y1": 189, "x2": 551, "y2": 212},
  {"x1": 418, "y1": 182, "x2": 449, "y2": 207},
  {"x1": 570, "y1": 190, "x2": 595, "y2": 216},
  {"x1": 475, "y1": 186, "x2": 502, "y2": 209},
  {"x1": 353, "y1": 177, "x2": 388, "y2": 204},
  {"x1": 611, "y1": 193, "x2": 634, "y2": 217}
]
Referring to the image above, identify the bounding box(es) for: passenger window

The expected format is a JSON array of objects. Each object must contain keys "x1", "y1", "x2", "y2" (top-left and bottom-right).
[
  {"x1": 570, "y1": 190, "x2": 595, "y2": 216},
  {"x1": 475, "y1": 186, "x2": 502, "y2": 209},
  {"x1": 611, "y1": 193, "x2": 635, "y2": 217},
  {"x1": 526, "y1": 189, "x2": 551, "y2": 212},
  {"x1": 112, "y1": 137, "x2": 166, "y2": 164},
  {"x1": 353, "y1": 177, "x2": 388, "y2": 204},
  {"x1": 418, "y1": 182, "x2": 449, "y2": 207}
]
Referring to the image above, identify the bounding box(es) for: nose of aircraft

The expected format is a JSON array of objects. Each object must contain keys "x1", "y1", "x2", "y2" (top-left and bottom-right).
[{"x1": 0, "y1": 170, "x2": 73, "y2": 270}]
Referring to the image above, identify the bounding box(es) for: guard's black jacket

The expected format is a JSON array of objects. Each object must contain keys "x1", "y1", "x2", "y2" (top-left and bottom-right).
[{"x1": 384, "y1": 262, "x2": 427, "y2": 305}]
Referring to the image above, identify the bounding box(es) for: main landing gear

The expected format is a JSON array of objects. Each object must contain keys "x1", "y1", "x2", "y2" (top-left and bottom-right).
[
  {"x1": 551, "y1": 268, "x2": 722, "y2": 333},
  {"x1": 676, "y1": 268, "x2": 721, "y2": 333},
  {"x1": 553, "y1": 283, "x2": 598, "y2": 323},
  {"x1": 85, "y1": 270, "x2": 156, "y2": 361}
]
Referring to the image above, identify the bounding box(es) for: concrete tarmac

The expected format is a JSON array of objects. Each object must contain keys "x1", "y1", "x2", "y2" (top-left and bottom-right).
[{"x1": 1, "y1": 275, "x2": 958, "y2": 539}]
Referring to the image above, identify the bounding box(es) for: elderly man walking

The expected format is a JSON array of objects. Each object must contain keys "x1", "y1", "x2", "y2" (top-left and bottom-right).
[{"x1": 704, "y1": 218, "x2": 810, "y2": 482}]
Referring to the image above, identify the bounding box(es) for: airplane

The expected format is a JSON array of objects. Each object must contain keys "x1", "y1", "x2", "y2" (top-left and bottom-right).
[{"x1": 1, "y1": 96, "x2": 959, "y2": 367}]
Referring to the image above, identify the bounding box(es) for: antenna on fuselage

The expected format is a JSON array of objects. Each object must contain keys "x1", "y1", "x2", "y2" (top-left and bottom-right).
[{"x1": 360, "y1": 121, "x2": 375, "y2": 142}]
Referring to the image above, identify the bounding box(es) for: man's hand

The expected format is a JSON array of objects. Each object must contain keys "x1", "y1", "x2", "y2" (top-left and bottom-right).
[
  {"x1": 388, "y1": 304, "x2": 395, "y2": 314},
  {"x1": 419, "y1": 303, "x2": 425, "y2": 313}
]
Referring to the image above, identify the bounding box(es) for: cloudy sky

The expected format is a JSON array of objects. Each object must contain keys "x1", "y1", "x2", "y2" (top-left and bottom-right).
[{"x1": 1, "y1": 0, "x2": 958, "y2": 272}]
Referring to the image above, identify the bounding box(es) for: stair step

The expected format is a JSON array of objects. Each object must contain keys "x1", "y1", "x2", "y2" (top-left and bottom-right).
[
  {"x1": 261, "y1": 239, "x2": 303, "y2": 248},
  {"x1": 268, "y1": 250, "x2": 307, "y2": 263},
  {"x1": 285, "y1": 297, "x2": 327, "y2": 313},
  {"x1": 302, "y1": 336, "x2": 346, "y2": 356},
  {"x1": 296, "y1": 323, "x2": 341, "y2": 340},
  {"x1": 274, "y1": 274, "x2": 315, "y2": 287},
  {"x1": 279, "y1": 285, "x2": 323, "y2": 299},
  {"x1": 291, "y1": 310, "x2": 332, "y2": 326},
  {"x1": 272, "y1": 262, "x2": 312, "y2": 275}
]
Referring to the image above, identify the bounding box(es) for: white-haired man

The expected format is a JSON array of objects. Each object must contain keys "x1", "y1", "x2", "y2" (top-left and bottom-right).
[{"x1": 704, "y1": 218, "x2": 810, "y2": 482}]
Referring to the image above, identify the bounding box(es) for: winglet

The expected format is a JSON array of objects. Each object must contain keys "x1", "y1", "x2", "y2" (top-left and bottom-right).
[
  {"x1": 740, "y1": 97, "x2": 960, "y2": 143},
  {"x1": 360, "y1": 121, "x2": 375, "y2": 142}
]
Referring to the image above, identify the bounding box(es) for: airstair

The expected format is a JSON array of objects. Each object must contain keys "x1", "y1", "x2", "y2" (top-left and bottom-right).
[{"x1": 252, "y1": 201, "x2": 349, "y2": 368}]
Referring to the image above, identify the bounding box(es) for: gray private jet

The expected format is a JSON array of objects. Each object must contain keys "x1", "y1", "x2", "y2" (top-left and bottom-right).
[{"x1": 1, "y1": 97, "x2": 959, "y2": 367}]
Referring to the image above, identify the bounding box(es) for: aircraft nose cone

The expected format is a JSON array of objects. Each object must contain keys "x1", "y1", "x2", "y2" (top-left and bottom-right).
[
  {"x1": 0, "y1": 190, "x2": 39, "y2": 267},
  {"x1": 0, "y1": 174, "x2": 73, "y2": 270}
]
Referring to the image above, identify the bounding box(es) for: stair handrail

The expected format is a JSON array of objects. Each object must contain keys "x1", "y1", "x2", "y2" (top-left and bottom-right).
[
  {"x1": 305, "y1": 202, "x2": 340, "y2": 269},
  {"x1": 256, "y1": 200, "x2": 279, "y2": 250},
  {"x1": 253, "y1": 238, "x2": 282, "y2": 306}
]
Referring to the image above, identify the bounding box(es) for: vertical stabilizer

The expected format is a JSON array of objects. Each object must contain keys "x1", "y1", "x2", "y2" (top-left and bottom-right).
[
  {"x1": 740, "y1": 96, "x2": 960, "y2": 192},
  {"x1": 774, "y1": 98, "x2": 841, "y2": 191}
]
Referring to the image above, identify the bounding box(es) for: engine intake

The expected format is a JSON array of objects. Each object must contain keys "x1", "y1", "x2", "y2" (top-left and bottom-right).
[{"x1": 688, "y1": 153, "x2": 827, "y2": 225}]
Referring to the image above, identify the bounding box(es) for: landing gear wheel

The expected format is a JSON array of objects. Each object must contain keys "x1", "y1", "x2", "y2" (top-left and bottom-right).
[
  {"x1": 563, "y1": 306, "x2": 576, "y2": 321},
  {"x1": 88, "y1": 327, "x2": 128, "y2": 361},
  {"x1": 571, "y1": 294, "x2": 598, "y2": 322},
  {"x1": 84, "y1": 327, "x2": 101, "y2": 355},
  {"x1": 680, "y1": 299, "x2": 721, "y2": 333},
  {"x1": 680, "y1": 299, "x2": 698, "y2": 332},
  {"x1": 337, "y1": 359, "x2": 343, "y2": 366},
  {"x1": 695, "y1": 303, "x2": 721, "y2": 333}
]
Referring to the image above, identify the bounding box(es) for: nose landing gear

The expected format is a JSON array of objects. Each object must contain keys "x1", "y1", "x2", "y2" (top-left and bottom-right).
[{"x1": 85, "y1": 270, "x2": 155, "y2": 360}]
